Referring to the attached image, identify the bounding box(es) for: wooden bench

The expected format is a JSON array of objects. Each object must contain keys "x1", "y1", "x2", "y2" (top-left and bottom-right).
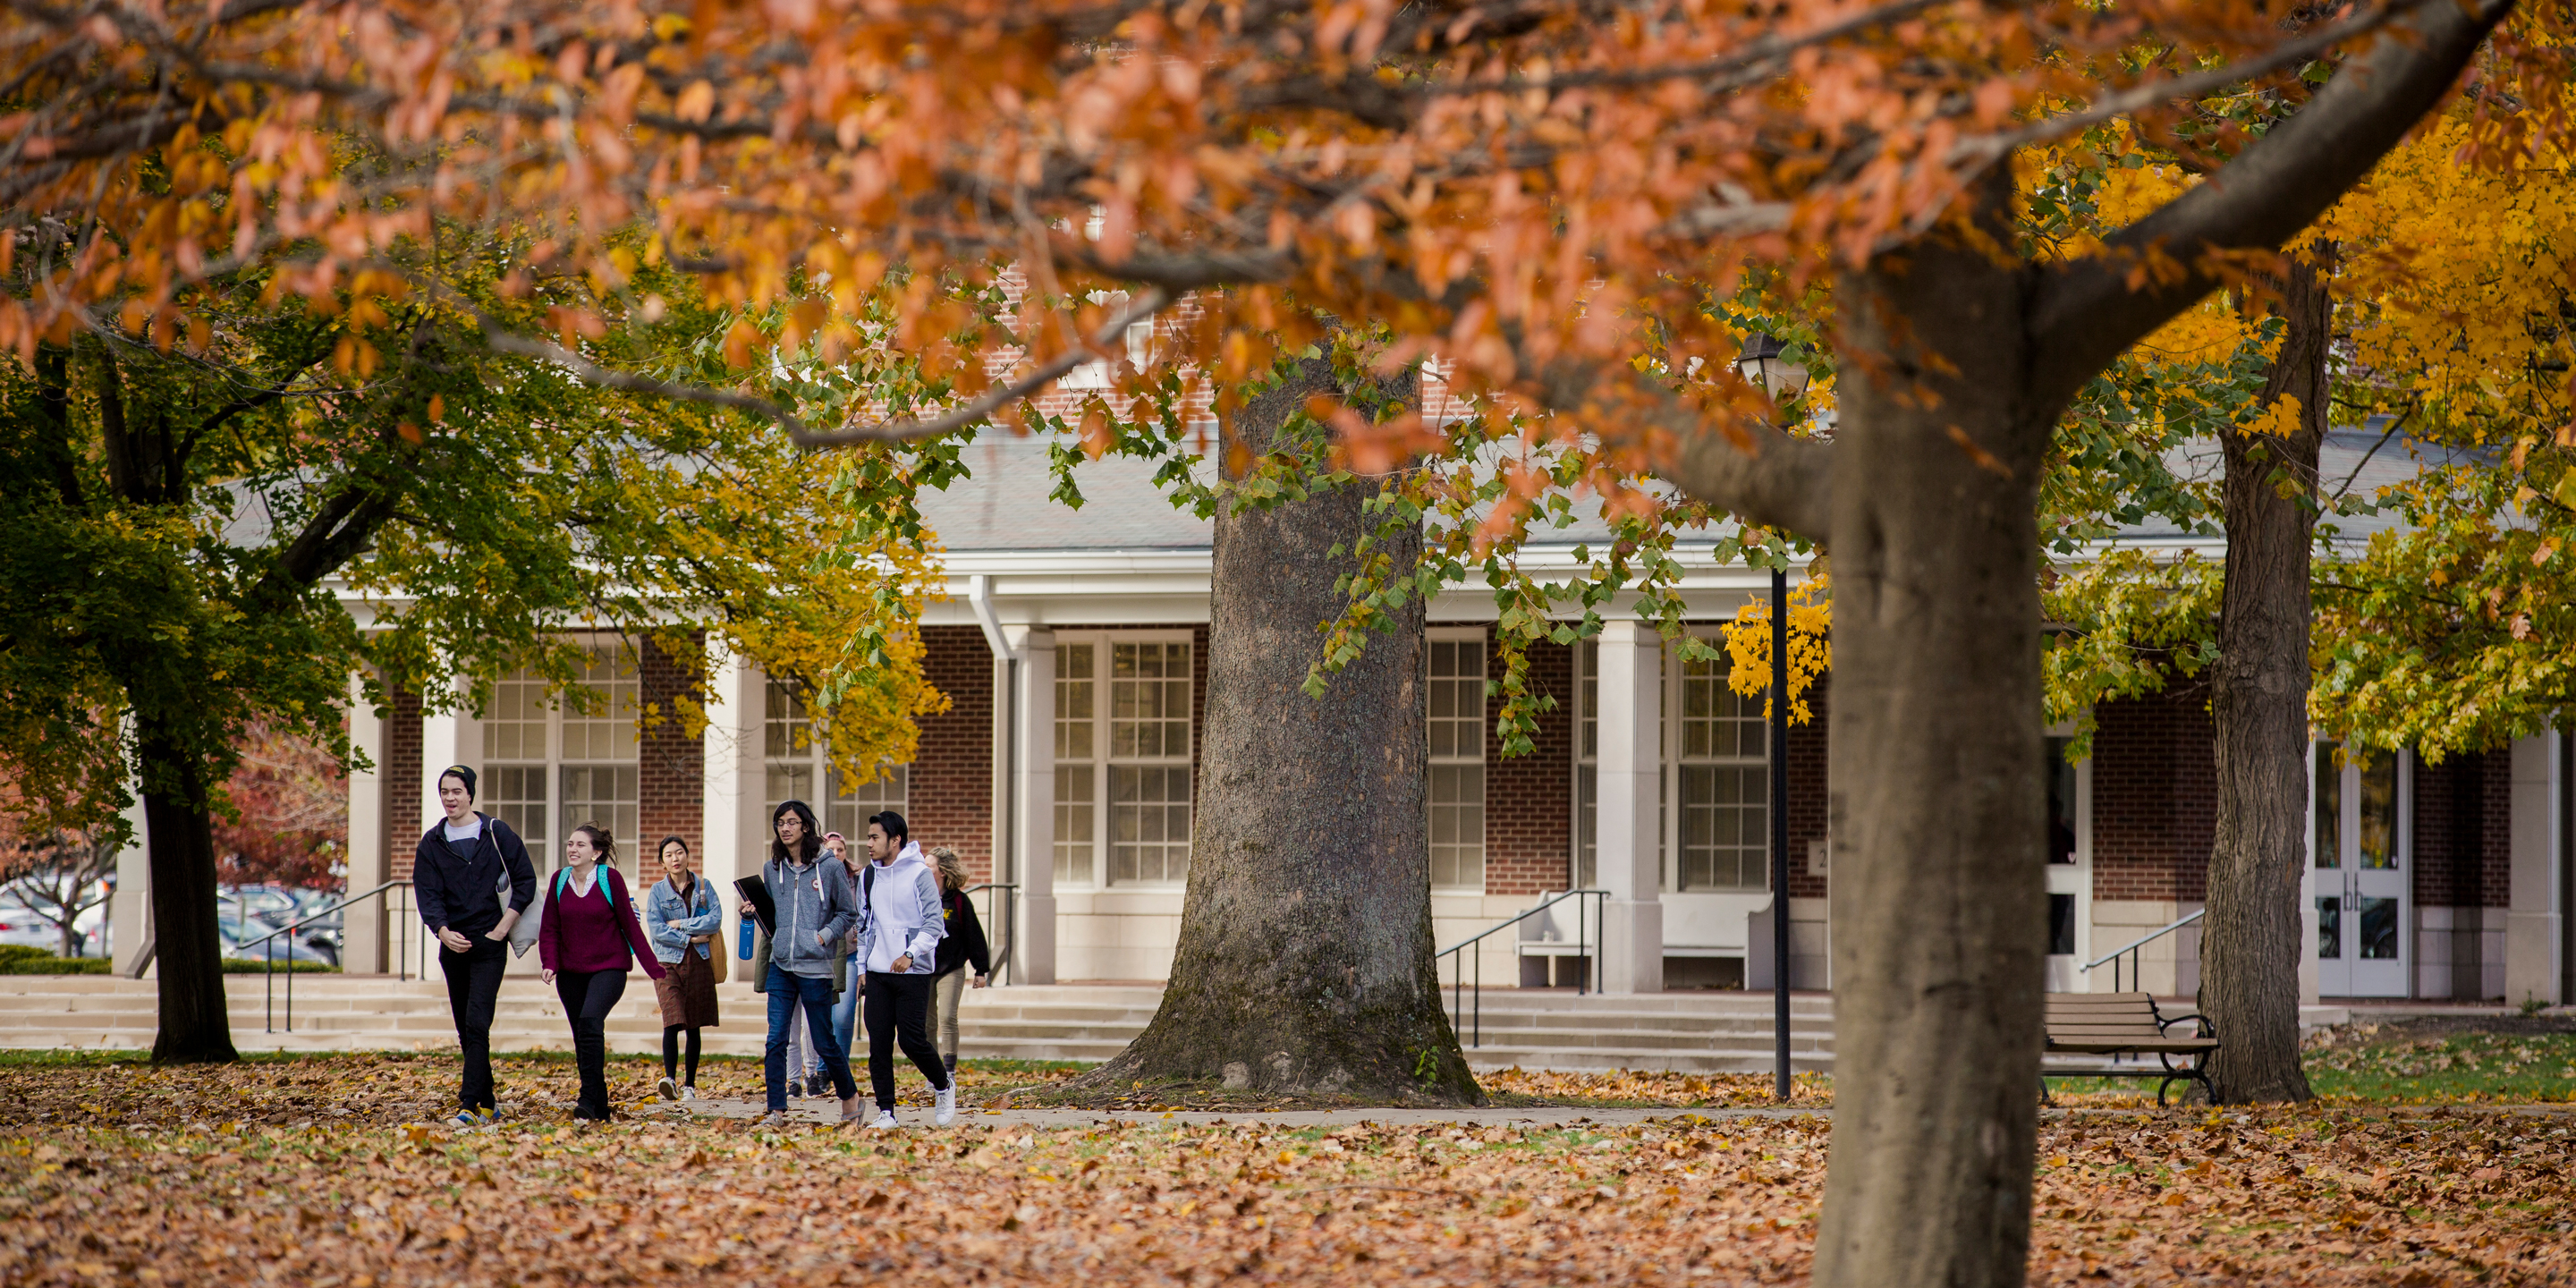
[{"x1": 2041, "y1": 992, "x2": 2219, "y2": 1106}]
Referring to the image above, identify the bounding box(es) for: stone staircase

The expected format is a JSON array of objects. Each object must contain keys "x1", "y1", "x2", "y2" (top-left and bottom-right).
[{"x1": 0, "y1": 974, "x2": 1837, "y2": 1072}]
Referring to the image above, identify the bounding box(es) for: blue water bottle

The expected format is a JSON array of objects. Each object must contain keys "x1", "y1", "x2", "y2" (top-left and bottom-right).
[{"x1": 737, "y1": 911, "x2": 755, "y2": 960}]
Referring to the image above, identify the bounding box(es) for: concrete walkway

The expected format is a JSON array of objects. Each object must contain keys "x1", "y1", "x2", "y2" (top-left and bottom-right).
[{"x1": 669, "y1": 1094, "x2": 1827, "y2": 1129}]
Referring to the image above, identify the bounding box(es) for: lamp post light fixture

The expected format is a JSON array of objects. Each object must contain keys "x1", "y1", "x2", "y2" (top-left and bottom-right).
[{"x1": 1733, "y1": 332, "x2": 1813, "y2": 404}]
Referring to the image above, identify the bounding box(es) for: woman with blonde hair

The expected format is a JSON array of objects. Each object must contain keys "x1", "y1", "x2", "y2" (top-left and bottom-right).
[
  {"x1": 538, "y1": 824, "x2": 665, "y2": 1123},
  {"x1": 922, "y1": 846, "x2": 991, "y2": 1078}
]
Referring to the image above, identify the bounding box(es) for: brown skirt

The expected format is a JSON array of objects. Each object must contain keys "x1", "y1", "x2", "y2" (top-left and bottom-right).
[{"x1": 654, "y1": 948, "x2": 721, "y2": 1029}]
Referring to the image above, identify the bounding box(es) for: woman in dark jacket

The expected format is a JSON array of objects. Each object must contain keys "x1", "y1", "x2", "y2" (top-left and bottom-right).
[
  {"x1": 537, "y1": 823, "x2": 666, "y2": 1122},
  {"x1": 923, "y1": 847, "x2": 991, "y2": 1077}
]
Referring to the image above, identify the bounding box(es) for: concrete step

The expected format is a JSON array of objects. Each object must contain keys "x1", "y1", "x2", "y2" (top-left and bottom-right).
[{"x1": 0, "y1": 977, "x2": 1848, "y2": 1072}]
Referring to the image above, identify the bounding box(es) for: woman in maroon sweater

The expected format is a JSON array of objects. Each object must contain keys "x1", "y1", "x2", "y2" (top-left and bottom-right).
[{"x1": 538, "y1": 824, "x2": 666, "y2": 1122}]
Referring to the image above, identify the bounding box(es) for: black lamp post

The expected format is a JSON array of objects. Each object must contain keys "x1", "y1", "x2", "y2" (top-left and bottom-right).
[{"x1": 1734, "y1": 332, "x2": 1808, "y2": 1102}]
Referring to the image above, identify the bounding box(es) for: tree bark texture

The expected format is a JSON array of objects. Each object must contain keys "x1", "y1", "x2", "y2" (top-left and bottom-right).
[
  {"x1": 1080, "y1": 359, "x2": 1480, "y2": 1104},
  {"x1": 1814, "y1": 172, "x2": 2052, "y2": 1288},
  {"x1": 2202, "y1": 255, "x2": 2330, "y2": 1105},
  {"x1": 140, "y1": 727, "x2": 240, "y2": 1063}
]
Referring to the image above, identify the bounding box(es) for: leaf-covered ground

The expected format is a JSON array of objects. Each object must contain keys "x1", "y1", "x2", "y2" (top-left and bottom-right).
[
  {"x1": 2300, "y1": 1020, "x2": 2576, "y2": 1104},
  {"x1": 1, "y1": 1054, "x2": 2572, "y2": 1285},
  {"x1": 3, "y1": 1092, "x2": 2572, "y2": 1285}
]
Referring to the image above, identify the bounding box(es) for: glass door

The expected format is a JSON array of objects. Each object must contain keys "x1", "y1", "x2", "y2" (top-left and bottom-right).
[{"x1": 2314, "y1": 742, "x2": 2408, "y2": 997}]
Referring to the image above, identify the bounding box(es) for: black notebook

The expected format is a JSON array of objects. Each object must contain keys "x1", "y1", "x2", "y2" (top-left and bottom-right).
[{"x1": 733, "y1": 875, "x2": 776, "y2": 936}]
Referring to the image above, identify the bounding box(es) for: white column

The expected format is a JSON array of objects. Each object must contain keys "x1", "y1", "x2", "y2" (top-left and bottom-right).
[
  {"x1": 1594, "y1": 619, "x2": 1664, "y2": 994},
  {"x1": 2505, "y1": 732, "x2": 2563, "y2": 1005},
  {"x1": 109, "y1": 788, "x2": 153, "y2": 978},
  {"x1": 343, "y1": 672, "x2": 390, "y2": 974},
  {"x1": 699, "y1": 646, "x2": 762, "y2": 970},
  {"x1": 2298, "y1": 739, "x2": 2320, "y2": 1004},
  {"x1": 418, "y1": 676, "x2": 479, "y2": 830},
  {"x1": 1011, "y1": 627, "x2": 1057, "y2": 985}
]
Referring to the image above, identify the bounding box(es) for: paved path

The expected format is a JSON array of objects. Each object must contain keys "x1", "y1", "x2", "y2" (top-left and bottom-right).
[{"x1": 673, "y1": 1095, "x2": 1826, "y2": 1130}]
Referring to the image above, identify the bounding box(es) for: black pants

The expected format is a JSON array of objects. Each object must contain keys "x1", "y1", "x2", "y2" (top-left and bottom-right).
[
  {"x1": 861, "y1": 970, "x2": 951, "y2": 1110},
  {"x1": 663, "y1": 1025, "x2": 701, "y2": 1083},
  {"x1": 555, "y1": 970, "x2": 629, "y2": 1120},
  {"x1": 438, "y1": 936, "x2": 508, "y2": 1112}
]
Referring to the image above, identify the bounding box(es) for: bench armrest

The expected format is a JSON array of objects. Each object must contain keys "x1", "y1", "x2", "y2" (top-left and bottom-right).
[{"x1": 2154, "y1": 1009, "x2": 2218, "y2": 1050}]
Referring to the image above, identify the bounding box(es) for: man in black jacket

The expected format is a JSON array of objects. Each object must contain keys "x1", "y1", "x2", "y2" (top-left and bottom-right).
[{"x1": 413, "y1": 765, "x2": 538, "y2": 1127}]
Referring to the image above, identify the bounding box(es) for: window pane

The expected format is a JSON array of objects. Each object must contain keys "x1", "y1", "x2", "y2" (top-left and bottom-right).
[
  {"x1": 765, "y1": 765, "x2": 814, "y2": 815},
  {"x1": 2314, "y1": 742, "x2": 2341, "y2": 869},
  {"x1": 1575, "y1": 765, "x2": 1597, "y2": 890},
  {"x1": 2358, "y1": 896, "x2": 2400, "y2": 960},
  {"x1": 562, "y1": 648, "x2": 640, "y2": 762},
  {"x1": 1678, "y1": 764, "x2": 1767, "y2": 892},
  {"x1": 560, "y1": 764, "x2": 640, "y2": 878},
  {"x1": 1111, "y1": 642, "x2": 1191, "y2": 761},
  {"x1": 765, "y1": 680, "x2": 813, "y2": 759},
  {"x1": 1055, "y1": 765, "x2": 1095, "y2": 886},
  {"x1": 483, "y1": 671, "x2": 551, "y2": 762},
  {"x1": 1429, "y1": 763, "x2": 1485, "y2": 891},
  {"x1": 1428, "y1": 640, "x2": 1486, "y2": 763},
  {"x1": 1576, "y1": 641, "x2": 1598, "y2": 761},
  {"x1": 2047, "y1": 893, "x2": 2076, "y2": 957},
  {"x1": 2357, "y1": 750, "x2": 2397, "y2": 869},
  {"x1": 1680, "y1": 655, "x2": 1763, "y2": 763},
  {"x1": 2318, "y1": 897, "x2": 2343, "y2": 959},
  {"x1": 1109, "y1": 765, "x2": 1191, "y2": 884},
  {"x1": 2045, "y1": 737, "x2": 2078, "y2": 865},
  {"x1": 828, "y1": 763, "x2": 906, "y2": 842},
  {"x1": 486, "y1": 766, "x2": 548, "y2": 854},
  {"x1": 1055, "y1": 662, "x2": 1095, "y2": 761}
]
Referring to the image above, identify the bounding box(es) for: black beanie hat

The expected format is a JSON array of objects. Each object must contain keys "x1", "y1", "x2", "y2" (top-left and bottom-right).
[{"x1": 438, "y1": 764, "x2": 478, "y2": 800}]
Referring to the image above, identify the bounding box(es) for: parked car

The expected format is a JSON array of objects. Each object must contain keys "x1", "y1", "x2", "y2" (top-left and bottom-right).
[
  {"x1": 219, "y1": 911, "x2": 333, "y2": 965},
  {"x1": 0, "y1": 896, "x2": 67, "y2": 952}
]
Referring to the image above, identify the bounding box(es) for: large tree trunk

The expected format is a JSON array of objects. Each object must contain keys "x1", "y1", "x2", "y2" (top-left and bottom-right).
[
  {"x1": 2201, "y1": 254, "x2": 2330, "y2": 1104},
  {"x1": 1079, "y1": 359, "x2": 1480, "y2": 1104},
  {"x1": 140, "y1": 728, "x2": 239, "y2": 1063},
  {"x1": 1815, "y1": 172, "x2": 2052, "y2": 1287}
]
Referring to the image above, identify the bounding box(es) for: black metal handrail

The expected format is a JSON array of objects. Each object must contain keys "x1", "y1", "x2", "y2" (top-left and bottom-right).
[
  {"x1": 235, "y1": 880, "x2": 418, "y2": 1032},
  {"x1": 962, "y1": 883, "x2": 1018, "y2": 985},
  {"x1": 1433, "y1": 888, "x2": 1608, "y2": 1046},
  {"x1": 2080, "y1": 907, "x2": 2205, "y2": 995}
]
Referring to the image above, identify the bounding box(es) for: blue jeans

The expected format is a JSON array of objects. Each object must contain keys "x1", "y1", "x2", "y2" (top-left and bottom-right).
[
  {"x1": 765, "y1": 965, "x2": 855, "y2": 1111},
  {"x1": 832, "y1": 953, "x2": 860, "y2": 1059}
]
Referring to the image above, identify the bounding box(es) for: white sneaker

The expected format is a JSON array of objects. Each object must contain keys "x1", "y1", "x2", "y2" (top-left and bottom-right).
[
  {"x1": 679, "y1": 1086, "x2": 699, "y2": 1102},
  {"x1": 935, "y1": 1085, "x2": 957, "y2": 1126},
  {"x1": 867, "y1": 1109, "x2": 898, "y2": 1130},
  {"x1": 656, "y1": 1076, "x2": 679, "y2": 1101}
]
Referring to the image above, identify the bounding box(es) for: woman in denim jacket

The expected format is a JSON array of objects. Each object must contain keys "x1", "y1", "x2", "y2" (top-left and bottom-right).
[{"x1": 644, "y1": 835, "x2": 724, "y2": 1101}]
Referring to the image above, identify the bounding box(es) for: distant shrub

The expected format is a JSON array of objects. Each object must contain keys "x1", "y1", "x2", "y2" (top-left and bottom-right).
[{"x1": 0, "y1": 945, "x2": 111, "y2": 975}]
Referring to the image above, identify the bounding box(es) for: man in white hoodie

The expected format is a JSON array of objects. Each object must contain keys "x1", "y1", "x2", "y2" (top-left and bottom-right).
[{"x1": 852, "y1": 810, "x2": 955, "y2": 1127}]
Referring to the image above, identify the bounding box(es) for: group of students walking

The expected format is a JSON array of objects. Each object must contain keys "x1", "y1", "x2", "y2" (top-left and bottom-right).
[{"x1": 410, "y1": 765, "x2": 989, "y2": 1130}]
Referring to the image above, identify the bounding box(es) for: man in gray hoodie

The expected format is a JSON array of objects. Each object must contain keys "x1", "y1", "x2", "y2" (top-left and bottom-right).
[
  {"x1": 852, "y1": 809, "x2": 954, "y2": 1128},
  {"x1": 756, "y1": 799, "x2": 863, "y2": 1126}
]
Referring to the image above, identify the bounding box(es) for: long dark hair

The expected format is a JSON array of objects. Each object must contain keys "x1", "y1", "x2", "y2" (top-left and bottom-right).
[{"x1": 770, "y1": 799, "x2": 823, "y2": 865}]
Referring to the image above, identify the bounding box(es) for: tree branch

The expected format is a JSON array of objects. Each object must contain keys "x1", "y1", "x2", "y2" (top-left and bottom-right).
[
  {"x1": 788, "y1": 287, "x2": 1174, "y2": 447},
  {"x1": 2024, "y1": 0, "x2": 2516, "y2": 411},
  {"x1": 1529, "y1": 354, "x2": 1835, "y2": 541}
]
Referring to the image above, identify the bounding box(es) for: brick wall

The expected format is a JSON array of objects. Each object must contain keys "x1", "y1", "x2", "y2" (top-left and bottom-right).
[
  {"x1": 2089, "y1": 690, "x2": 2214, "y2": 902},
  {"x1": 637, "y1": 634, "x2": 706, "y2": 865},
  {"x1": 2414, "y1": 754, "x2": 2482, "y2": 908},
  {"x1": 1784, "y1": 679, "x2": 1830, "y2": 900},
  {"x1": 386, "y1": 687, "x2": 424, "y2": 881},
  {"x1": 911, "y1": 624, "x2": 996, "y2": 882},
  {"x1": 1484, "y1": 636, "x2": 1574, "y2": 896}
]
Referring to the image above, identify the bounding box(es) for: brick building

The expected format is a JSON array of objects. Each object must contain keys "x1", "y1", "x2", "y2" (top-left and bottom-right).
[{"x1": 310, "y1": 430, "x2": 2572, "y2": 1005}]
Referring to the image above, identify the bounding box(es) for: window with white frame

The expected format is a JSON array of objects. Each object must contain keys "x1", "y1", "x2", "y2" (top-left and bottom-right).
[
  {"x1": 763, "y1": 680, "x2": 908, "y2": 842},
  {"x1": 1428, "y1": 633, "x2": 1487, "y2": 891},
  {"x1": 1054, "y1": 644, "x2": 1097, "y2": 886},
  {"x1": 1575, "y1": 640, "x2": 1597, "y2": 890},
  {"x1": 1675, "y1": 649, "x2": 1768, "y2": 891},
  {"x1": 1054, "y1": 637, "x2": 1194, "y2": 886},
  {"x1": 481, "y1": 645, "x2": 641, "y2": 877}
]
